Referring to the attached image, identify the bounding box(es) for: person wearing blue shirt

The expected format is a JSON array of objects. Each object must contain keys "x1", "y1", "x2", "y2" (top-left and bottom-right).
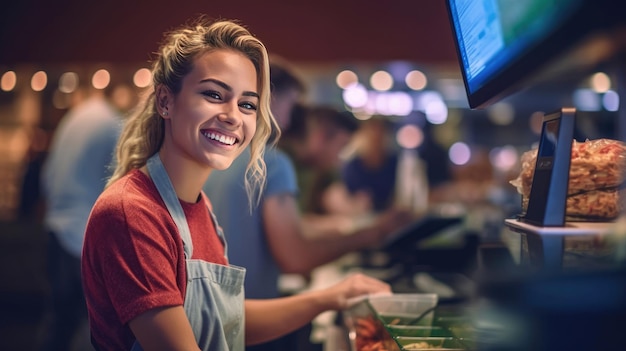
[{"x1": 38, "y1": 89, "x2": 124, "y2": 351}]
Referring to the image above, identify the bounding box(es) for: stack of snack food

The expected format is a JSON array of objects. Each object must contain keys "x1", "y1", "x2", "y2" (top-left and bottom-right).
[{"x1": 510, "y1": 138, "x2": 626, "y2": 221}]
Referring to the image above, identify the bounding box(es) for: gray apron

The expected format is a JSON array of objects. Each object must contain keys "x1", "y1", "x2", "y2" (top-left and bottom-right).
[{"x1": 131, "y1": 154, "x2": 246, "y2": 351}]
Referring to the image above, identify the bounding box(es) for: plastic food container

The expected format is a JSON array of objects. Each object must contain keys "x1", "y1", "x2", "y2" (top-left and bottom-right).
[
  {"x1": 386, "y1": 325, "x2": 453, "y2": 338},
  {"x1": 396, "y1": 336, "x2": 466, "y2": 350},
  {"x1": 343, "y1": 293, "x2": 441, "y2": 351},
  {"x1": 343, "y1": 294, "x2": 475, "y2": 350}
]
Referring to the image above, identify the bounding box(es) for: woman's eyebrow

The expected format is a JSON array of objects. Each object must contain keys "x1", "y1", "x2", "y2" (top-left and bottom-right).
[{"x1": 200, "y1": 78, "x2": 259, "y2": 99}]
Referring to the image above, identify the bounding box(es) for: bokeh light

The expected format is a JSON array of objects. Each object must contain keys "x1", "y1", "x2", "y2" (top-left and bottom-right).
[
  {"x1": 396, "y1": 124, "x2": 423, "y2": 149},
  {"x1": 370, "y1": 70, "x2": 394, "y2": 91},
  {"x1": 489, "y1": 145, "x2": 519, "y2": 172},
  {"x1": 449, "y1": 142, "x2": 471, "y2": 165},
  {"x1": 336, "y1": 70, "x2": 358, "y2": 89},
  {"x1": 405, "y1": 70, "x2": 427, "y2": 90},
  {"x1": 58, "y1": 72, "x2": 79, "y2": 93},
  {"x1": 590, "y1": 72, "x2": 610, "y2": 93},
  {"x1": 92, "y1": 69, "x2": 110, "y2": 90},
  {"x1": 1, "y1": 71, "x2": 17, "y2": 91},
  {"x1": 342, "y1": 83, "x2": 369, "y2": 109},
  {"x1": 31, "y1": 71, "x2": 47, "y2": 91},
  {"x1": 573, "y1": 88, "x2": 601, "y2": 111},
  {"x1": 603, "y1": 90, "x2": 619, "y2": 111},
  {"x1": 133, "y1": 68, "x2": 152, "y2": 88}
]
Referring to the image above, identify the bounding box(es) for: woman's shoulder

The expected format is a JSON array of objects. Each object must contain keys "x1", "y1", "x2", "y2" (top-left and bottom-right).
[
  {"x1": 86, "y1": 169, "x2": 176, "y2": 248},
  {"x1": 93, "y1": 169, "x2": 164, "y2": 219}
]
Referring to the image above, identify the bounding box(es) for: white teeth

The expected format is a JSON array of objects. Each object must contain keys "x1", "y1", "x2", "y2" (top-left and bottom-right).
[{"x1": 203, "y1": 131, "x2": 235, "y2": 145}]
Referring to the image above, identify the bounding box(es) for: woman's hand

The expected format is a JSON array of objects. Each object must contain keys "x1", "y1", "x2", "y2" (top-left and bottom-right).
[{"x1": 321, "y1": 273, "x2": 392, "y2": 310}]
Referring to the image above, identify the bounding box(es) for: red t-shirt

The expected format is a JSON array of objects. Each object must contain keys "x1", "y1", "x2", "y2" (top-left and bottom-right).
[{"x1": 81, "y1": 169, "x2": 227, "y2": 350}]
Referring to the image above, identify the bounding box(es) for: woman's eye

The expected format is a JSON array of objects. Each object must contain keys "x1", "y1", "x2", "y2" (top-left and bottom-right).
[
  {"x1": 202, "y1": 90, "x2": 221, "y2": 100},
  {"x1": 240, "y1": 102, "x2": 258, "y2": 111}
]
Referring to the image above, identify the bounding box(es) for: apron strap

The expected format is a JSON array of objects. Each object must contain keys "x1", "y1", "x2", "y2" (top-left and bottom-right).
[{"x1": 146, "y1": 154, "x2": 194, "y2": 259}]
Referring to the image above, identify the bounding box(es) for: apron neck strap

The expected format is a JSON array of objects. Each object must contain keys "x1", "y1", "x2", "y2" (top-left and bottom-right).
[{"x1": 146, "y1": 154, "x2": 194, "y2": 258}]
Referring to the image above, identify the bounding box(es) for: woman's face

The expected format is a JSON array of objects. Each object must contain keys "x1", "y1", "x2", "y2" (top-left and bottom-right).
[{"x1": 160, "y1": 49, "x2": 259, "y2": 171}]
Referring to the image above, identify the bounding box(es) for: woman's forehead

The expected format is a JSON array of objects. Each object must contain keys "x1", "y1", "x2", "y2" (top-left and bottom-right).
[{"x1": 188, "y1": 49, "x2": 258, "y2": 88}]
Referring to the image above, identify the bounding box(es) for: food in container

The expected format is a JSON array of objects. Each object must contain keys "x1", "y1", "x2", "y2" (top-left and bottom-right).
[{"x1": 344, "y1": 294, "x2": 439, "y2": 351}]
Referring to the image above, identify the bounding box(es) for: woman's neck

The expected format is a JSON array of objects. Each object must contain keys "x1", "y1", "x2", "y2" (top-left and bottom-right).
[{"x1": 157, "y1": 149, "x2": 212, "y2": 203}]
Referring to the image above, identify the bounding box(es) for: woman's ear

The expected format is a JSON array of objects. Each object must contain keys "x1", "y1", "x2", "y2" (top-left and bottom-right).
[{"x1": 155, "y1": 85, "x2": 172, "y2": 119}]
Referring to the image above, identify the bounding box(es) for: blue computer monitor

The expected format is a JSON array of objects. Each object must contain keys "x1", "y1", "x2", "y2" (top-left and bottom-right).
[{"x1": 445, "y1": 0, "x2": 620, "y2": 109}]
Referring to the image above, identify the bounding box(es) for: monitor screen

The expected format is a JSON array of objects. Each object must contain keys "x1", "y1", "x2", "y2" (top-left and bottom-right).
[{"x1": 445, "y1": 0, "x2": 617, "y2": 109}]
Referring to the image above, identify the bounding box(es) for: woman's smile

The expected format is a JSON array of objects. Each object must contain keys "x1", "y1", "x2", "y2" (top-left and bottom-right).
[{"x1": 200, "y1": 129, "x2": 238, "y2": 146}]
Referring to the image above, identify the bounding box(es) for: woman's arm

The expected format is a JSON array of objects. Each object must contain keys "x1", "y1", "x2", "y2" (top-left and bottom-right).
[
  {"x1": 244, "y1": 273, "x2": 391, "y2": 345},
  {"x1": 262, "y1": 192, "x2": 414, "y2": 274},
  {"x1": 129, "y1": 306, "x2": 201, "y2": 351}
]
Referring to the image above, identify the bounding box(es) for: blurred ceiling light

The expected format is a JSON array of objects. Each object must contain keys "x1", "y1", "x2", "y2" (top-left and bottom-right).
[
  {"x1": 425, "y1": 99, "x2": 448, "y2": 124},
  {"x1": 374, "y1": 93, "x2": 392, "y2": 116},
  {"x1": 31, "y1": 71, "x2": 47, "y2": 91},
  {"x1": 396, "y1": 124, "x2": 423, "y2": 149},
  {"x1": 1, "y1": 70, "x2": 17, "y2": 91},
  {"x1": 573, "y1": 88, "x2": 600, "y2": 111},
  {"x1": 133, "y1": 68, "x2": 152, "y2": 88},
  {"x1": 386, "y1": 91, "x2": 413, "y2": 116},
  {"x1": 342, "y1": 83, "x2": 368, "y2": 108},
  {"x1": 362, "y1": 96, "x2": 378, "y2": 115},
  {"x1": 590, "y1": 72, "x2": 610, "y2": 93},
  {"x1": 449, "y1": 142, "x2": 471, "y2": 166},
  {"x1": 336, "y1": 70, "x2": 358, "y2": 89},
  {"x1": 92, "y1": 69, "x2": 110, "y2": 90},
  {"x1": 370, "y1": 70, "x2": 393, "y2": 91},
  {"x1": 603, "y1": 90, "x2": 619, "y2": 111},
  {"x1": 487, "y1": 101, "x2": 514, "y2": 125},
  {"x1": 405, "y1": 70, "x2": 427, "y2": 90},
  {"x1": 489, "y1": 145, "x2": 518, "y2": 172},
  {"x1": 58, "y1": 72, "x2": 79, "y2": 93}
]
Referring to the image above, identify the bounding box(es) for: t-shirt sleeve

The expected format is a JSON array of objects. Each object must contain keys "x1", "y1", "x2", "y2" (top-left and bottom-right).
[
  {"x1": 83, "y1": 191, "x2": 184, "y2": 325},
  {"x1": 264, "y1": 149, "x2": 298, "y2": 198}
]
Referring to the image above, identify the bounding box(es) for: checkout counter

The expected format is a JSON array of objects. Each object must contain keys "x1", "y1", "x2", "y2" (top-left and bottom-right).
[
  {"x1": 302, "y1": 108, "x2": 626, "y2": 351},
  {"x1": 310, "y1": 129, "x2": 626, "y2": 351}
]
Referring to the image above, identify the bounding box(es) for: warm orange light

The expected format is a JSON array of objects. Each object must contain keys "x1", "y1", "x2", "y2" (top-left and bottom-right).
[
  {"x1": 1, "y1": 71, "x2": 17, "y2": 91},
  {"x1": 92, "y1": 69, "x2": 111, "y2": 90},
  {"x1": 31, "y1": 71, "x2": 48, "y2": 91},
  {"x1": 133, "y1": 68, "x2": 152, "y2": 88}
]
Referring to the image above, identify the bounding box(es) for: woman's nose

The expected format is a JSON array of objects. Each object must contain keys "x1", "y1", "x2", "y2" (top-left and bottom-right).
[{"x1": 217, "y1": 102, "x2": 242, "y2": 126}]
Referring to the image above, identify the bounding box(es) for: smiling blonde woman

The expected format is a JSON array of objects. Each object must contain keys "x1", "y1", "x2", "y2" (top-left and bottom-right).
[{"x1": 81, "y1": 16, "x2": 392, "y2": 351}]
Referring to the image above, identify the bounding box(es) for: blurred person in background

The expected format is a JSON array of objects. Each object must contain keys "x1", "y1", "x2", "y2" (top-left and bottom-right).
[
  {"x1": 37, "y1": 81, "x2": 127, "y2": 351},
  {"x1": 279, "y1": 104, "x2": 412, "y2": 232},
  {"x1": 18, "y1": 125, "x2": 51, "y2": 221},
  {"x1": 337, "y1": 116, "x2": 399, "y2": 214},
  {"x1": 81, "y1": 17, "x2": 392, "y2": 351},
  {"x1": 279, "y1": 104, "x2": 360, "y2": 215},
  {"x1": 337, "y1": 115, "x2": 454, "y2": 215},
  {"x1": 203, "y1": 61, "x2": 413, "y2": 351}
]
